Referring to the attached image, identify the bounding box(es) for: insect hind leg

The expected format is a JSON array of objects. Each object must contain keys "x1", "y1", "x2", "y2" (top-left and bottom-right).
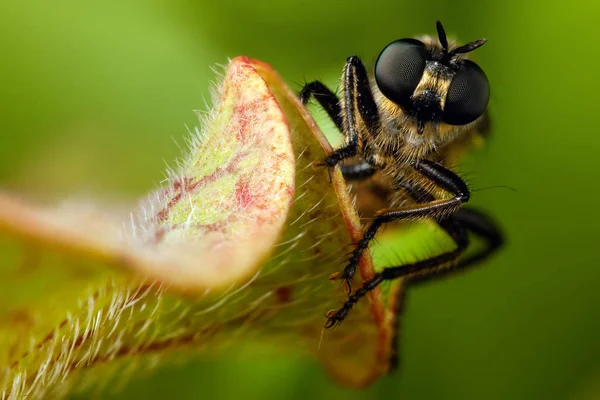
[
  {"x1": 385, "y1": 208, "x2": 503, "y2": 371},
  {"x1": 408, "y1": 207, "x2": 504, "y2": 285}
]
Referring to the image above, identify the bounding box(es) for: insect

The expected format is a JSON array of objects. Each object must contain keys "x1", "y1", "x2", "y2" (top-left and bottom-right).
[{"x1": 299, "y1": 21, "x2": 504, "y2": 330}]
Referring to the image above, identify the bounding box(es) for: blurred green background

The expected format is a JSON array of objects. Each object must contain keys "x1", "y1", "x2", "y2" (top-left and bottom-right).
[{"x1": 1, "y1": 0, "x2": 599, "y2": 399}]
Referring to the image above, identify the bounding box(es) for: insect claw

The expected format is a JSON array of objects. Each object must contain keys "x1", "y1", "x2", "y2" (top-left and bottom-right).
[
  {"x1": 324, "y1": 310, "x2": 341, "y2": 329},
  {"x1": 344, "y1": 278, "x2": 352, "y2": 295},
  {"x1": 329, "y1": 271, "x2": 354, "y2": 294},
  {"x1": 311, "y1": 159, "x2": 327, "y2": 169},
  {"x1": 311, "y1": 159, "x2": 336, "y2": 183}
]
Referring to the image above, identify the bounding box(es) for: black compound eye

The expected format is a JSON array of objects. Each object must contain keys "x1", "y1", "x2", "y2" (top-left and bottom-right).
[
  {"x1": 374, "y1": 39, "x2": 427, "y2": 106},
  {"x1": 443, "y1": 60, "x2": 489, "y2": 125}
]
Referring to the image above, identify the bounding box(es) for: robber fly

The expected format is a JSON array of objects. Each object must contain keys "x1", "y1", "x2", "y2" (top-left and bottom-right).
[{"x1": 300, "y1": 21, "x2": 504, "y2": 329}]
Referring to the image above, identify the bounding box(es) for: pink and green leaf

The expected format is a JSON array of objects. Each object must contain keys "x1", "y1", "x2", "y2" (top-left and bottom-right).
[{"x1": 0, "y1": 57, "x2": 398, "y2": 398}]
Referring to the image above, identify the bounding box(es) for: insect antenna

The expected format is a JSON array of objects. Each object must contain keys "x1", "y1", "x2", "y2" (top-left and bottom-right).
[
  {"x1": 451, "y1": 38, "x2": 488, "y2": 55},
  {"x1": 436, "y1": 20, "x2": 449, "y2": 54},
  {"x1": 436, "y1": 20, "x2": 488, "y2": 60}
]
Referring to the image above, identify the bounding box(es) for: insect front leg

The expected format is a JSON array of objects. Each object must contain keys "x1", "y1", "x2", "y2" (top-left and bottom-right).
[
  {"x1": 330, "y1": 159, "x2": 470, "y2": 294},
  {"x1": 309, "y1": 56, "x2": 381, "y2": 167},
  {"x1": 299, "y1": 81, "x2": 343, "y2": 131}
]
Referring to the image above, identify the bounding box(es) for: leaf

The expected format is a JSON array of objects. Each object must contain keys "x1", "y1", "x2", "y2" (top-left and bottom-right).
[{"x1": 0, "y1": 57, "x2": 396, "y2": 399}]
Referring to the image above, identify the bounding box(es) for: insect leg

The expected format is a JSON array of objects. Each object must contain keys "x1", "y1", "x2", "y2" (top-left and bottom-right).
[
  {"x1": 298, "y1": 81, "x2": 343, "y2": 132},
  {"x1": 393, "y1": 183, "x2": 502, "y2": 272},
  {"x1": 299, "y1": 81, "x2": 379, "y2": 180},
  {"x1": 385, "y1": 209, "x2": 502, "y2": 371},
  {"x1": 325, "y1": 218, "x2": 469, "y2": 328},
  {"x1": 364, "y1": 182, "x2": 500, "y2": 369},
  {"x1": 408, "y1": 207, "x2": 504, "y2": 285},
  {"x1": 332, "y1": 158, "x2": 470, "y2": 293},
  {"x1": 386, "y1": 280, "x2": 408, "y2": 372},
  {"x1": 383, "y1": 181, "x2": 459, "y2": 371},
  {"x1": 317, "y1": 56, "x2": 381, "y2": 167}
]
